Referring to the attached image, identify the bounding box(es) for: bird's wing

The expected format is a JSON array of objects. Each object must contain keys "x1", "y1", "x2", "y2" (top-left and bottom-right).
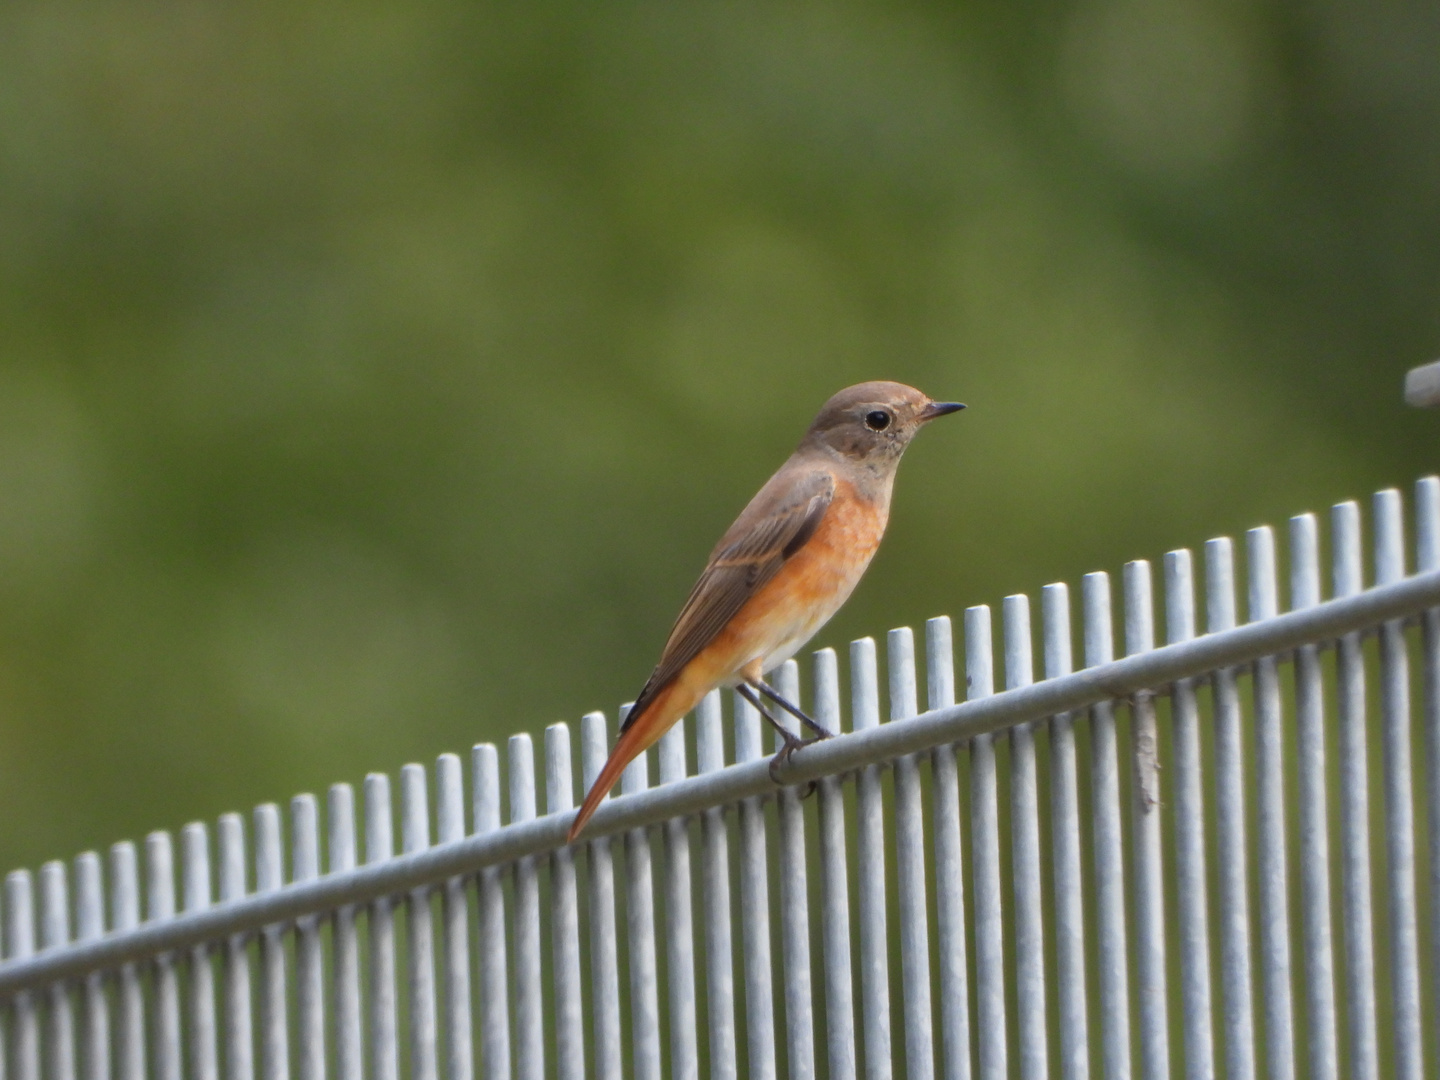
[{"x1": 620, "y1": 468, "x2": 835, "y2": 733}]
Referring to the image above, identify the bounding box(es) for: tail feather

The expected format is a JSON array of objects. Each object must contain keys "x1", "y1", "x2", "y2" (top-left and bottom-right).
[{"x1": 568, "y1": 681, "x2": 692, "y2": 842}]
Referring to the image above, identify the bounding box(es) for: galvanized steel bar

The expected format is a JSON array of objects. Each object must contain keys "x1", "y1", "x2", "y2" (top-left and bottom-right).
[
  {"x1": 1418, "y1": 478, "x2": 1440, "y2": 1057},
  {"x1": 146, "y1": 833, "x2": 183, "y2": 1080},
  {"x1": 890, "y1": 629, "x2": 934, "y2": 1080},
  {"x1": 774, "y1": 660, "x2": 814, "y2": 1080},
  {"x1": 621, "y1": 714, "x2": 662, "y2": 1080},
  {"x1": 658, "y1": 716, "x2": 699, "y2": 1080},
  {"x1": 181, "y1": 824, "x2": 219, "y2": 1080},
  {"x1": 508, "y1": 736, "x2": 544, "y2": 1080},
  {"x1": 814, "y1": 649, "x2": 857, "y2": 1080},
  {"x1": 365, "y1": 775, "x2": 399, "y2": 1080},
  {"x1": 471, "y1": 745, "x2": 511, "y2": 1080},
  {"x1": 327, "y1": 785, "x2": 363, "y2": 1080},
  {"x1": 581, "y1": 715, "x2": 624, "y2": 1080},
  {"x1": 1288, "y1": 515, "x2": 1337, "y2": 1080},
  {"x1": 6, "y1": 871, "x2": 39, "y2": 1080},
  {"x1": 401, "y1": 766, "x2": 440, "y2": 1080},
  {"x1": 253, "y1": 807, "x2": 289, "y2": 1080},
  {"x1": 735, "y1": 688, "x2": 777, "y2": 1080},
  {"x1": 694, "y1": 692, "x2": 738, "y2": 1080},
  {"x1": 1084, "y1": 572, "x2": 1130, "y2": 1080},
  {"x1": 926, "y1": 616, "x2": 971, "y2": 1080},
  {"x1": 73, "y1": 853, "x2": 108, "y2": 1080},
  {"x1": 1249, "y1": 528, "x2": 1295, "y2": 1080},
  {"x1": 291, "y1": 797, "x2": 325, "y2": 1080},
  {"x1": 1375, "y1": 489, "x2": 1424, "y2": 1080},
  {"x1": 1041, "y1": 586, "x2": 1086, "y2": 1080},
  {"x1": 967, "y1": 607, "x2": 1007, "y2": 1080},
  {"x1": 108, "y1": 846, "x2": 142, "y2": 1080},
  {"x1": 217, "y1": 817, "x2": 253, "y2": 1080},
  {"x1": 1332, "y1": 502, "x2": 1378, "y2": 1080},
  {"x1": 1205, "y1": 538, "x2": 1254, "y2": 1080},
  {"x1": 545, "y1": 725, "x2": 586, "y2": 1080},
  {"x1": 1124, "y1": 561, "x2": 1168, "y2": 1080},
  {"x1": 1164, "y1": 550, "x2": 1214, "y2": 1080},
  {"x1": 852, "y1": 636, "x2": 891, "y2": 1080},
  {"x1": 1004, "y1": 597, "x2": 1047, "y2": 1080},
  {"x1": 39, "y1": 862, "x2": 76, "y2": 1080},
  {"x1": 435, "y1": 754, "x2": 475, "y2": 1080},
  {"x1": 621, "y1": 729, "x2": 663, "y2": 1080}
]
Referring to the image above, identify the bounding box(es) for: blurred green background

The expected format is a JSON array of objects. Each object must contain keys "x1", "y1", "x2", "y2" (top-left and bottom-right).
[{"x1": 0, "y1": 0, "x2": 1435, "y2": 871}]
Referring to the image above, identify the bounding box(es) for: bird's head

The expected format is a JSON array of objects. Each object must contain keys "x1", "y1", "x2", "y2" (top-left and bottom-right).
[{"x1": 801, "y1": 381, "x2": 964, "y2": 467}]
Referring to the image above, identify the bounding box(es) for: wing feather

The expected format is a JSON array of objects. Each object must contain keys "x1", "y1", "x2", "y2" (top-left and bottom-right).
[{"x1": 620, "y1": 470, "x2": 834, "y2": 732}]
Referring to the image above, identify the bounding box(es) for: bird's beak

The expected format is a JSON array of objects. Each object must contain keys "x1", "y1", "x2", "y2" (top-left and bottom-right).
[{"x1": 919, "y1": 401, "x2": 966, "y2": 421}]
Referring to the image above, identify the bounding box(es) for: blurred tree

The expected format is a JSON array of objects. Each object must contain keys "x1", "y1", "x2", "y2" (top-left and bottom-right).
[{"x1": 0, "y1": 0, "x2": 1434, "y2": 868}]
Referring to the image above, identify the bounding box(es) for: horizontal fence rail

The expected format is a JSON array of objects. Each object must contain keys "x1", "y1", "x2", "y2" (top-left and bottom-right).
[{"x1": 4, "y1": 477, "x2": 1440, "y2": 1080}]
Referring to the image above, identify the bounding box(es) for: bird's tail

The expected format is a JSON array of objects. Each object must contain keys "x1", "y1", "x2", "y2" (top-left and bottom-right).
[{"x1": 567, "y1": 681, "x2": 692, "y2": 842}]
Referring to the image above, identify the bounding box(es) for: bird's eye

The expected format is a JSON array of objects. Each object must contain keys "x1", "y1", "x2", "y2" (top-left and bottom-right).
[{"x1": 864, "y1": 410, "x2": 892, "y2": 431}]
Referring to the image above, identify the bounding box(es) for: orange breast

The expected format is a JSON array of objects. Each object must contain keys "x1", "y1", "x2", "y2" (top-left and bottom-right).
[{"x1": 693, "y1": 480, "x2": 889, "y2": 684}]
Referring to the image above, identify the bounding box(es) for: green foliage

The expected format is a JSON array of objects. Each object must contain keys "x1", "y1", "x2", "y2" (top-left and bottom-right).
[{"x1": 0, "y1": 0, "x2": 1434, "y2": 869}]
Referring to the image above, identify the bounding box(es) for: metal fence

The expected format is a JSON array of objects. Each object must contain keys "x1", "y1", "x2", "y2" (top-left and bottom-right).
[{"x1": 3, "y1": 478, "x2": 1440, "y2": 1080}]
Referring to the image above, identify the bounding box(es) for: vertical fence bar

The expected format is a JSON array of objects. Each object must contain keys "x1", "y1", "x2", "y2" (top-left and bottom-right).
[
  {"x1": 927, "y1": 616, "x2": 971, "y2": 1080},
  {"x1": 6, "y1": 871, "x2": 39, "y2": 1080},
  {"x1": 967, "y1": 607, "x2": 1007, "y2": 1080},
  {"x1": 472, "y1": 746, "x2": 511, "y2": 1080},
  {"x1": 401, "y1": 767, "x2": 440, "y2": 1080},
  {"x1": 217, "y1": 817, "x2": 253, "y2": 1080},
  {"x1": 290, "y1": 797, "x2": 325, "y2": 1080},
  {"x1": 73, "y1": 853, "x2": 109, "y2": 1080},
  {"x1": 148, "y1": 832, "x2": 183, "y2": 1080},
  {"x1": 182, "y1": 824, "x2": 220, "y2": 1080},
  {"x1": 815, "y1": 649, "x2": 857, "y2": 1080},
  {"x1": 508, "y1": 736, "x2": 544, "y2": 1080},
  {"x1": 365, "y1": 775, "x2": 399, "y2": 1080},
  {"x1": 1374, "y1": 489, "x2": 1424, "y2": 1080},
  {"x1": 1164, "y1": 550, "x2": 1215, "y2": 1080},
  {"x1": 1004, "y1": 597, "x2": 1048, "y2": 1080},
  {"x1": 327, "y1": 785, "x2": 363, "y2": 1080},
  {"x1": 776, "y1": 660, "x2": 816, "y2": 1080},
  {"x1": 1418, "y1": 477, "x2": 1440, "y2": 1055},
  {"x1": 1288, "y1": 515, "x2": 1338, "y2": 1080},
  {"x1": 436, "y1": 754, "x2": 475, "y2": 1080},
  {"x1": 621, "y1": 715, "x2": 663, "y2": 1080},
  {"x1": 1125, "y1": 561, "x2": 1169, "y2": 1080},
  {"x1": 1205, "y1": 538, "x2": 1254, "y2": 1080},
  {"x1": 581, "y1": 716, "x2": 624, "y2": 1080},
  {"x1": 694, "y1": 692, "x2": 738, "y2": 1080},
  {"x1": 546, "y1": 725, "x2": 587, "y2": 1080},
  {"x1": 852, "y1": 636, "x2": 892, "y2": 1080},
  {"x1": 735, "y1": 687, "x2": 777, "y2": 1080},
  {"x1": 112, "y1": 843, "x2": 146, "y2": 1080},
  {"x1": 40, "y1": 862, "x2": 76, "y2": 1080},
  {"x1": 253, "y1": 807, "x2": 289, "y2": 1080},
  {"x1": 1248, "y1": 528, "x2": 1295, "y2": 1080},
  {"x1": 889, "y1": 629, "x2": 934, "y2": 1080},
  {"x1": 1334, "y1": 499, "x2": 1379, "y2": 1080},
  {"x1": 1083, "y1": 572, "x2": 1130, "y2": 1080},
  {"x1": 658, "y1": 715, "x2": 699, "y2": 1080},
  {"x1": 1042, "y1": 586, "x2": 1086, "y2": 1080}
]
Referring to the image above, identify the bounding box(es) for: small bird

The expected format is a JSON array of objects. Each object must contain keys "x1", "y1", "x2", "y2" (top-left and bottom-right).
[{"x1": 568, "y1": 381, "x2": 964, "y2": 841}]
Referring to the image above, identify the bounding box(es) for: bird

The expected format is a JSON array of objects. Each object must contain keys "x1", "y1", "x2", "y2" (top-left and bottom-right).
[{"x1": 568, "y1": 381, "x2": 964, "y2": 842}]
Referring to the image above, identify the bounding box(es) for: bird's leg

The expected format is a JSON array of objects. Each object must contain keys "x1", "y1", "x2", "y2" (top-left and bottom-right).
[
  {"x1": 749, "y1": 678, "x2": 835, "y2": 739},
  {"x1": 736, "y1": 683, "x2": 806, "y2": 784}
]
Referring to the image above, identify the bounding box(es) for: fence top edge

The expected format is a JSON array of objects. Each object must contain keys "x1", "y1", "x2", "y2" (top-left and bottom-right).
[{"x1": 1, "y1": 565, "x2": 1437, "y2": 997}]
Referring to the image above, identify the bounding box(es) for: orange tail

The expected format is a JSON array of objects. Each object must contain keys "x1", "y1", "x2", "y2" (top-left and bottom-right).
[{"x1": 568, "y1": 683, "x2": 690, "y2": 842}]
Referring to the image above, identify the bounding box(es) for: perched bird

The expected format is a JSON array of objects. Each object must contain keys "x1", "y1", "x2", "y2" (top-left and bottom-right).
[{"x1": 568, "y1": 381, "x2": 964, "y2": 841}]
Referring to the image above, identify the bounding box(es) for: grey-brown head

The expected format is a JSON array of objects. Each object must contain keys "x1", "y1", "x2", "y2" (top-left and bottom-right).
[{"x1": 800, "y1": 381, "x2": 964, "y2": 466}]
